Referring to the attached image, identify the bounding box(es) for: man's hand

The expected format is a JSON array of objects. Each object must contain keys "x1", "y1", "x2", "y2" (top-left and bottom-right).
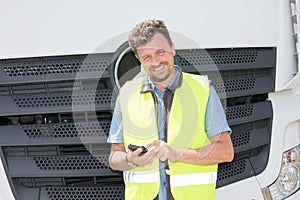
[
  {"x1": 126, "y1": 147, "x2": 156, "y2": 166},
  {"x1": 144, "y1": 132, "x2": 234, "y2": 165},
  {"x1": 109, "y1": 143, "x2": 157, "y2": 170},
  {"x1": 145, "y1": 140, "x2": 184, "y2": 162}
]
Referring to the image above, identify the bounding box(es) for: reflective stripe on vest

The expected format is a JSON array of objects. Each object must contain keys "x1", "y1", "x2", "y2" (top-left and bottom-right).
[
  {"x1": 123, "y1": 170, "x2": 160, "y2": 183},
  {"x1": 170, "y1": 172, "x2": 217, "y2": 187}
]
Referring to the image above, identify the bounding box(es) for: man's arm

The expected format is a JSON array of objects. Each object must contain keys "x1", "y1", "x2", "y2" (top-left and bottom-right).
[
  {"x1": 177, "y1": 131, "x2": 234, "y2": 164},
  {"x1": 109, "y1": 143, "x2": 131, "y2": 171},
  {"x1": 145, "y1": 131, "x2": 234, "y2": 165}
]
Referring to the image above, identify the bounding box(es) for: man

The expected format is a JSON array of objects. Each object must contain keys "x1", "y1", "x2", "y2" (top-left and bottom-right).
[{"x1": 108, "y1": 19, "x2": 234, "y2": 200}]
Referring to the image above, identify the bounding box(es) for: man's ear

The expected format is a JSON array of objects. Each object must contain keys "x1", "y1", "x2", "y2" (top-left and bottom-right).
[{"x1": 171, "y1": 43, "x2": 176, "y2": 56}]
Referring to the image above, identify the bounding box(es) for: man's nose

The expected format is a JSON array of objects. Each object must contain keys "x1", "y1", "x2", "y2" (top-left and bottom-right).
[{"x1": 151, "y1": 55, "x2": 161, "y2": 65}]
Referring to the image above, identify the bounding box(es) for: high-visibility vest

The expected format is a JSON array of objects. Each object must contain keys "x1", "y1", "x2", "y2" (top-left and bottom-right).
[{"x1": 119, "y1": 73, "x2": 218, "y2": 200}]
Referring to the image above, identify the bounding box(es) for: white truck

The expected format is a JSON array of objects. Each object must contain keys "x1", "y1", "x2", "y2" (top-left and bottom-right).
[{"x1": 0, "y1": 0, "x2": 299, "y2": 199}]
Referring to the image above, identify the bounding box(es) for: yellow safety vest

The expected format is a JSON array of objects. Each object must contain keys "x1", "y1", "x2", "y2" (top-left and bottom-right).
[{"x1": 119, "y1": 73, "x2": 218, "y2": 200}]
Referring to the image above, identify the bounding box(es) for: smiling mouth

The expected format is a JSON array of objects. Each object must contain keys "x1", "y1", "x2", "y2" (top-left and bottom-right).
[{"x1": 153, "y1": 65, "x2": 165, "y2": 72}]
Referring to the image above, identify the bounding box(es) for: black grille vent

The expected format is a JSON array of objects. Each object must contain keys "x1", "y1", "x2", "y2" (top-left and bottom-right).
[
  {"x1": 2, "y1": 57, "x2": 110, "y2": 77},
  {"x1": 226, "y1": 104, "x2": 254, "y2": 120},
  {"x1": 213, "y1": 77, "x2": 255, "y2": 94},
  {"x1": 44, "y1": 186, "x2": 124, "y2": 200},
  {"x1": 176, "y1": 49, "x2": 258, "y2": 66},
  {"x1": 217, "y1": 160, "x2": 246, "y2": 181},
  {"x1": 22, "y1": 122, "x2": 110, "y2": 138},
  {"x1": 33, "y1": 155, "x2": 109, "y2": 171},
  {"x1": 12, "y1": 90, "x2": 112, "y2": 108},
  {"x1": 231, "y1": 131, "x2": 251, "y2": 148}
]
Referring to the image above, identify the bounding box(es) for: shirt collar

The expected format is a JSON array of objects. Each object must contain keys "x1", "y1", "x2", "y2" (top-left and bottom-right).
[{"x1": 141, "y1": 65, "x2": 183, "y2": 93}]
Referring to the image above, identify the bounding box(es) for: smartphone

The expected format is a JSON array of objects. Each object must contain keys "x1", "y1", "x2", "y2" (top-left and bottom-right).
[{"x1": 128, "y1": 144, "x2": 148, "y2": 156}]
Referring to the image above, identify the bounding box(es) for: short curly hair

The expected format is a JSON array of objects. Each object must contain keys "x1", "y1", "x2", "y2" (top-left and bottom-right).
[{"x1": 128, "y1": 19, "x2": 173, "y2": 54}]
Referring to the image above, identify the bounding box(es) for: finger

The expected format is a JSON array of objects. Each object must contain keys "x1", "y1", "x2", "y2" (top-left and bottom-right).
[
  {"x1": 136, "y1": 152, "x2": 155, "y2": 165},
  {"x1": 133, "y1": 148, "x2": 143, "y2": 156},
  {"x1": 159, "y1": 155, "x2": 168, "y2": 162},
  {"x1": 147, "y1": 146, "x2": 156, "y2": 153},
  {"x1": 157, "y1": 150, "x2": 168, "y2": 162},
  {"x1": 144, "y1": 153, "x2": 155, "y2": 163},
  {"x1": 156, "y1": 147, "x2": 168, "y2": 160},
  {"x1": 145, "y1": 140, "x2": 160, "y2": 148}
]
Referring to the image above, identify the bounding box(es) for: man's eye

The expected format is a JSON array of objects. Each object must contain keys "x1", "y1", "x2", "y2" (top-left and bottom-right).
[
  {"x1": 158, "y1": 50, "x2": 165, "y2": 55},
  {"x1": 143, "y1": 57, "x2": 150, "y2": 63}
]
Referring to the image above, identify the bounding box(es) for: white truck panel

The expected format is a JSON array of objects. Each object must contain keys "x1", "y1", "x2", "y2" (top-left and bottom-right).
[
  {"x1": 257, "y1": 89, "x2": 300, "y2": 188},
  {"x1": 215, "y1": 177, "x2": 264, "y2": 200},
  {"x1": 1, "y1": 0, "x2": 276, "y2": 59},
  {"x1": 0, "y1": 159, "x2": 15, "y2": 200}
]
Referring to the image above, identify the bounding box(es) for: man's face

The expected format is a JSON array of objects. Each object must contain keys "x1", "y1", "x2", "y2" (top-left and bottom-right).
[{"x1": 136, "y1": 33, "x2": 175, "y2": 84}]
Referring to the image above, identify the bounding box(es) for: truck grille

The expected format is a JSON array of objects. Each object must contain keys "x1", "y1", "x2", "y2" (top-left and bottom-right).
[{"x1": 0, "y1": 47, "x2": 275, "y2": 199}]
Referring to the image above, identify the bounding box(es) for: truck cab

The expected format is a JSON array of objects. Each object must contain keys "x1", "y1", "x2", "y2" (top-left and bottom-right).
[{"x1": 0, "y1": 0, "x2": 299, "y2": 199}]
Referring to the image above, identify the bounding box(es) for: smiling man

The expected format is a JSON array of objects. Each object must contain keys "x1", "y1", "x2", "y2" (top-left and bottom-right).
[
  {"x1": 107, "y1": 19, "x2": 234, "y2": 200},
  {"x1": 136, "y1": 33, "x2": 176, "y2": 89}
]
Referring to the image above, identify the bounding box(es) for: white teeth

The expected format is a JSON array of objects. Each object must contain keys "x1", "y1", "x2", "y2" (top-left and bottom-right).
[{"x1": 153, "y1": 65, "x2": 164, "y2": 71}]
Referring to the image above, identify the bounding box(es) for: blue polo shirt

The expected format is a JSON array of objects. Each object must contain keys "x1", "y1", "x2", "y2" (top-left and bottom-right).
[{"x1": 107, "y1": 66, "x2": 231, "y2": 200}]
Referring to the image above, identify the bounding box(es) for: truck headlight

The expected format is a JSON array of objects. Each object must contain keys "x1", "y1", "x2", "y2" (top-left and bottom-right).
[{"x1": 262, "y1": 144, "x2": 300, "y2": 200}]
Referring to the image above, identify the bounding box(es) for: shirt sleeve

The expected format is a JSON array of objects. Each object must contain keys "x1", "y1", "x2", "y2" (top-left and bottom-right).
[
  {"x1": 205, "y1": 86, "x2": 232, "y2": 138},
  {"x1": 107, "y1": 96, "x2": 124, "y2": 143}
]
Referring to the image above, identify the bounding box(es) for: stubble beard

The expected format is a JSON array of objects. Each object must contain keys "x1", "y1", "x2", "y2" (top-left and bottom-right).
[{"x1": 149, "y1": 63, "x2": 175, "y2": 84}]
